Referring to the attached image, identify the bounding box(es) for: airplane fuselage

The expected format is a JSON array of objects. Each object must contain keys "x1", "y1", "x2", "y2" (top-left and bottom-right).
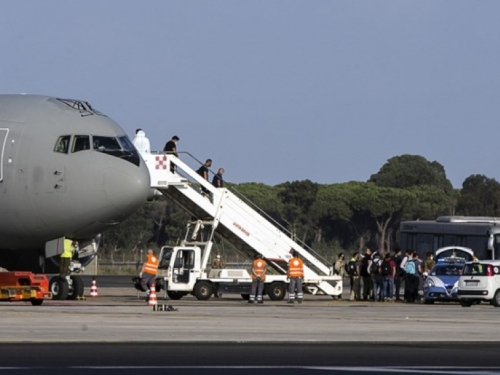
[{"x1": 0, "y1": 95, "x2": 150, "y2": 271}]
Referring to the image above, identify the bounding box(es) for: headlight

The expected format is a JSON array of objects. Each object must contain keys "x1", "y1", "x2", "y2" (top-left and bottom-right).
[{"x1": 424, "y1": 278, "x2": 435, "y2": 288}]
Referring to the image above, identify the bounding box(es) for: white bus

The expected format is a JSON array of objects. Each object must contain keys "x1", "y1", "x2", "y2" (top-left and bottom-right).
[{"x1": 399, "y1": 216, "x2": 500, "y2": 260}]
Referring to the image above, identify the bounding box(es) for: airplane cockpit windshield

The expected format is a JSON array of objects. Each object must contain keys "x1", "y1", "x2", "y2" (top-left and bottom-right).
[
  {"x1": 54, "y1": 135, "x2": 70, "y2": 153},
  {"x1": 92, "y1": 135, "x2": 140, "y2": 166},
  {"x1": 53, "y1": 134, "x2": 140, "y2": 166}
]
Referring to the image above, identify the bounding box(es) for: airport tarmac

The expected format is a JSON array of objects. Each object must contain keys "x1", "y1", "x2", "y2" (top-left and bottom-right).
[
  {"x1": 3, "y1": 281, "x2": 500, "y2": 374},
  {"x1": 1, "y1": 285, "x2": 500, "y2": 343}
]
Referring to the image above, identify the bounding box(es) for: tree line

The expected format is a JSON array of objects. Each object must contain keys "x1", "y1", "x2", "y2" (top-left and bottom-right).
[{"x1": 101, "y1": 154, "x2": 500, "y2": 263}]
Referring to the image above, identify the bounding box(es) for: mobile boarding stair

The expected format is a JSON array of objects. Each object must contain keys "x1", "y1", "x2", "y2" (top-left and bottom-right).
[{"x1": 144, "y1": 152, "x2": 342, "y2": 297}]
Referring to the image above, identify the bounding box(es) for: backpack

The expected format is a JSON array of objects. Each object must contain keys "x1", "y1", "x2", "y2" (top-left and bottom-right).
[
  {"x1": 405, "y1": 260, "x2": 416, "y2": 275},
  {"x1": 381, "y1": 260, "x2": 391, "y2": 276},
  {"x1": 369, "y1": 259, "x2": 380, "y2": 275},
  {"x1": 345, "y1": 261, "x2": 356, "y2": 276}
]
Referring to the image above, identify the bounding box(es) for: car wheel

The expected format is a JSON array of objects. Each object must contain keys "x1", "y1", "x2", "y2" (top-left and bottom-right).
[
  {"x1": 460, "y1": 299, "x2": 473, "y2": 307},
  {"x1": 492, "y1": 290, "x2": 500, "y2": 307},
  {"x1": 241, "y1": 294, "x2": 250, "y2": 300},
  {"x1": 424, "y1": 299, "x2": 434, "y2": 305}
]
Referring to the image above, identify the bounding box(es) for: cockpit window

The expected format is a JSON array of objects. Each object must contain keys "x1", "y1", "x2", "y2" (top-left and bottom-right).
[
  {"x1": 118, "y1": 136, "x2": 135, "y2": 151},
  {"x1": 92, "y1": 136, "x2": 122, "y2": 152},
  {"x1": 54, "y1": 135, "x2": 70, "y2": 154},
  {"x1": 91, "y1": 135, "x2": 141, "y2": 167},
  {"x1": 72, "y1": 135, "x2": 90, "y2": 153}
]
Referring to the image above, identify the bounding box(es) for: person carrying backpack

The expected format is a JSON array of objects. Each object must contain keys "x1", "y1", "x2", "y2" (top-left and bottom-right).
[
  {"x1": 369, "y1": 252, "x2": 383, "y2": 301},
  {"x1": 333, "y1": 253, "x2": 346, "y2": 300},
  {"x1": 381, "y1": 252, "x2": 396, "y2": 302},
  {"x1": 361, "y1": 248, "x2": 373, "y2": 301},
  {"x1": 348, "y1": 252, "x2": 362, "y2": 301},
  {"x1": 403, "y1": 252, "x2": 418, "y2": 303}
]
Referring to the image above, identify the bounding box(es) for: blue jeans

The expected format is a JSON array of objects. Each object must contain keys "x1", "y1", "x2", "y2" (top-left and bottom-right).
[
  {"x1": 371, "y1": 275, "x2": 383, "y2": 301},
  {"x1": 382, "y1": 277, "x2": 394, "y2": 300}
]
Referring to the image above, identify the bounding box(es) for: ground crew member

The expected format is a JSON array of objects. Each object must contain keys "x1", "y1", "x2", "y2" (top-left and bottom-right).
[
  {"x1": 287, "y1": 250, "x2": 304, "y2": 304},
  {"x1": 212, "y1": 254, "x2": 226, "y2": 298},
  {"x1": 140, "y1": 249, "x2": 159, "y2": 296},
  {"x1": 60, "y1": 239, "x2": 76, "y2": 278},
  {"x1": 212, "y1": 254, "x2": 226, "y2": 269},
  {"x1": 249, "y1": 254, "x2": 267, "y2": 304}
]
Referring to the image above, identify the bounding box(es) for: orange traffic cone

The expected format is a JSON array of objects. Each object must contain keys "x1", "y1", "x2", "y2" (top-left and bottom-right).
[
  {"x1": 90, "y1": 277, "x2": 98, "y2": 297},
  {"x1": 148, "y1": 283, "x2": 158, "y2": 306}
]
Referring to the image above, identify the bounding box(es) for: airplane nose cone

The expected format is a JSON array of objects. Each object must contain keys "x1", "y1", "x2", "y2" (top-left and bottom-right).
[{"x1": 104, "y1": 160, "x2": 150, "y2": 218}]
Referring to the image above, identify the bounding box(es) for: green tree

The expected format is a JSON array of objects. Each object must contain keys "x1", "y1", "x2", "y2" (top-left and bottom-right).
[
  {"x1": 277, "y1": 180, "x2": 319, "y2": 243},
  {"x1": 369, "y1": 154, "x2": 453, "y2": 193},
  {"x1": 457, "y1": 174, "x2": 500, "y2": 216},
  {"x1": 232, "y1": 182, "x2": 282, "y2": 222},
  {"x1": 348, "y1": 182, "x2": 412, "y2": 252},
  {"x1": 102, "y1": 204, "x2": 154, "y2": 262},
  {"x1": 311, "y1": 183, "x2": 355, "y2": 247},
  {"x1": 406, "y1": 185, "x2": 455, "y2": 220}
]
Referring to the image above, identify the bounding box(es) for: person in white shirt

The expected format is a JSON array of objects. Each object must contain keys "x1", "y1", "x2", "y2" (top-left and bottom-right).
[{"x1": 132, "y1": 128, "x2": 151, "y2": 158}]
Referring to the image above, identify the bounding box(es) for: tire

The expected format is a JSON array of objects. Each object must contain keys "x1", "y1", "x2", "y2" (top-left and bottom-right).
[
  {"x1": 50, "y1": 276, "x2": 69, "y2": 300},
  {"x1": 492, "y1": 290, "x2": 500, "y2": 307},
  {"x1": 155, "y1": 279, "x2": 164, "y2": 293},
  {"x1": 460, "y1": 299, "x2": 473, "y2": 307},
  {"x1": 267, "y1": 282, "x2": 286, "y2": 301},
  {"x1": 194, "y1": 281, "x2": 213, "y2": 300},
  {"x1": 241, "y1": 294, "x2": 250, "y2": 300},
  {"x1": 67, "y1": 276, "x2": 84, "y2": 300},
  {"x1": 30, "y1": 298, "x2": 44, "y2": 306},
  {"x1": 167, "y1": 291, "x2": 185, "y2": 300},
  {"x1": 424, "y1": 299, "x2": 434, "y2": 305}
]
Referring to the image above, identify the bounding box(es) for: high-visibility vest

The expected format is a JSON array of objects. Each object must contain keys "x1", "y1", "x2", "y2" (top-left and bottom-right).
[
  {"x1": 288, "y1": 257, "x2": 304, "y2": 278},
  {"x1": 143, "y1": 254, "x2": 159, "y2": 275},
  {"x1": 61, "y1": 239, "x2": 74, "y2": 259},
  {"x1": 252, "y1": 259, "x2": 267, "y2": 281}
]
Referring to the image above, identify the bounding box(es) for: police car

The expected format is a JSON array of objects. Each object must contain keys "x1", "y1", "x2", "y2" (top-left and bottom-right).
[{"x1": 423, "y1": 256, "x2": 467, "y2": 304}]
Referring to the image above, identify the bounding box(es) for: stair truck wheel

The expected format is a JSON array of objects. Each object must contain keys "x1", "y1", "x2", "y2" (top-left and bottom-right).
[
  {"x1": 194, "y1": 281, "x2": 213, "y2": 300},
  {"x1": 67, "y1": 275, "x2": 84, "y2": 300},
  {"x1": 49, "y1": 276, "x2": 69, "y2": 300},
  {"x1": 267, "y1": 282, "x2": 286, "y2": 301},
  {"x1": 167, "y1": 291, "x2": 185, "y2": 300}
]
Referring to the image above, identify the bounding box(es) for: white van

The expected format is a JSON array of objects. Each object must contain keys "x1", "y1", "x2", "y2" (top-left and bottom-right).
[{"x1": 457, "y1": 260, "x2": 500, "y2": 307}]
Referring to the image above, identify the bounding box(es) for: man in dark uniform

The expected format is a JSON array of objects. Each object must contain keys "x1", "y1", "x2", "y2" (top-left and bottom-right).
[
  {"x1": 212, "y1": 168, "x2": 224, "y2": 188},
  {"x1": 196, "y1": 159, "x2": 212, "y2": 198},
  {"x1": 163, "y1": 135, "x2": 179, "y2": 172}
]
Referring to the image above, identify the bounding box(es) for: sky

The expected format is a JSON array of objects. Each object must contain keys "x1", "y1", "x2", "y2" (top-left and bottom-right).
[{"x1": 1, "y1": 1, "x2": 499, "y2": 188}]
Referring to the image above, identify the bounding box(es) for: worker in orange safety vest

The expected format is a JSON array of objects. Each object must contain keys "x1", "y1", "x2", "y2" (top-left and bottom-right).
[
  {"x1": 287, "y1": 250, "x2": 304, "y2": 304},
  {"x1": 249, "y1": 253, "x2": 267, "y2": 304},
  {"x1": 140, "y1": 249, "x2": 159, "y2": 296}
]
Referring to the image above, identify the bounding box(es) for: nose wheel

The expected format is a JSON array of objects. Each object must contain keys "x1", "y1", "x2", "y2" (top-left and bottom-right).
[{"x1": 50, "y1": 275, "x2": 84, "y2": 300}]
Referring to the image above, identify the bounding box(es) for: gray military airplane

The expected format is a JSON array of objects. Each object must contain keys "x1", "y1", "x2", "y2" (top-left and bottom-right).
[{"x1": 0, "y1": 94, "x2": 150, "y2": 299}]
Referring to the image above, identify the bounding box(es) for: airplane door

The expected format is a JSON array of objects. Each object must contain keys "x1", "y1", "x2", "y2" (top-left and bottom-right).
[{"x1": 0, "y1": 128, "x2": 8, "y2": 182}]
